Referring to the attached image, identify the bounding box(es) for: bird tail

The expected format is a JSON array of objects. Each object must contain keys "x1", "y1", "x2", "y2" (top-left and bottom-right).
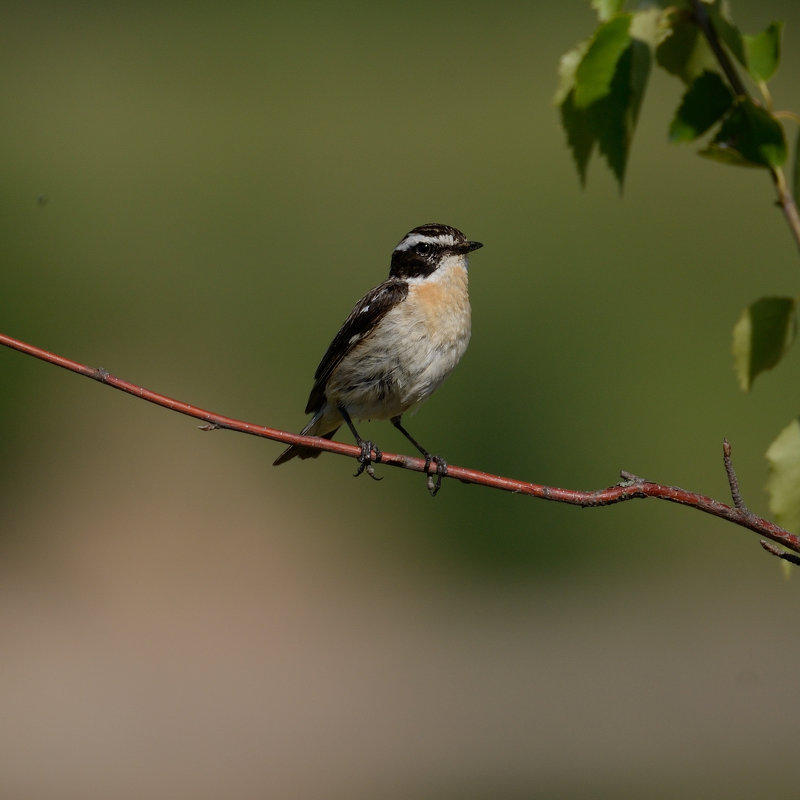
[{"x1": 273, "y1": 414, "x2": 341, "y2": 466}]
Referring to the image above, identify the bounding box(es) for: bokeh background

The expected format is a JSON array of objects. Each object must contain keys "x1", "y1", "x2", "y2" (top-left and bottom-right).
[{"x1": 3, "y1": 1, "x2": 800, "y2": 797}]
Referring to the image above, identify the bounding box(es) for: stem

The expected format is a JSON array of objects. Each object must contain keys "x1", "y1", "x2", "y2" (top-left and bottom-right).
[
  {"x1": 690, "y1": 0, "x2": 747, "y2": 97},
  {"x1": 3, "y1": 330, "x2": 799, "y2": 561},
  {"x1": 770, "y1": 168, "x2": 800, "y2": 253}
]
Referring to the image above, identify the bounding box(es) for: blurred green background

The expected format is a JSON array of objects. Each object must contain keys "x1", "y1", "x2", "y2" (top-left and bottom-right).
[{"x1": 2, "y1": 1, "x2": 800, "y2": 797}]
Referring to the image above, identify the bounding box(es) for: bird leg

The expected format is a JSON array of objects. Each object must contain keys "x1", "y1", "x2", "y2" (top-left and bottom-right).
[
  {"x1": 391, "y1": 416, "x2": 447, "y2": 496},
  {"x1": 338, "y1": 405, "x2": 382, "y2": 480}
]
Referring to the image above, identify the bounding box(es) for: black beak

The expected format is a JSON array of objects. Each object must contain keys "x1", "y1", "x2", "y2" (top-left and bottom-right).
[{"x1": 467, "y1": 240, "x2": 483, "y2": 252}]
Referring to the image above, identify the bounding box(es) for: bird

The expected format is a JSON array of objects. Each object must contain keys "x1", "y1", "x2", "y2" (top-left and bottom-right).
[{"x1": 273, "y1": 222, "x2": 482, "y2": 495}]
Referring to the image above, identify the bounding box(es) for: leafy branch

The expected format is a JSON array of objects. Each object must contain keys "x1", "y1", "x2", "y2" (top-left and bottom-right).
[
  {"x1": 689, "y1": 0, "x2": 800, "y2": 251},
  {"x1": 556, "y1": 0, "x2": 800, "y2": 542},
  {"x1": 2, "y1": 330, "x2": 798, "y2": 565}
]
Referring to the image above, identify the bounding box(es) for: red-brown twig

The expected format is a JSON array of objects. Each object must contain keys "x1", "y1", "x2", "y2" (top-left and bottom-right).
[
  {"x1": 760, "y1": 540, "x2": 800, "y2": 566},
  {"x1": 2, "y1": 330, "x2": 799, "y2": 561}
]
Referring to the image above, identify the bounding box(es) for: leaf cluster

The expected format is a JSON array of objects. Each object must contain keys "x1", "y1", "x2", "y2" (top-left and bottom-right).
[
  {"x1": 557, "y1": 1, "x2": 788, "y2": 183},
  {"x1": 557, "y1": 1, "x2": 800, "y2": 538}
]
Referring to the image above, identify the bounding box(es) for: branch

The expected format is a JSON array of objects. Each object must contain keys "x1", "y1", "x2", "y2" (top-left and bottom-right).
[
  {"x1": 760, "y1": 540, "x2": 800, "y2": 566},
  {"x1": 3, "y1": 330, "x2": 799, "y2": 562},
  {"x1": 691, "y1": 0, "x2": 800, "y2": 255}
]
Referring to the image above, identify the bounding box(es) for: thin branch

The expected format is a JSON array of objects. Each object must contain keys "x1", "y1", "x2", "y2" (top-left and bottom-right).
[
  {"x1": 769, "y1": 168, "x2": 800, "y2": 255},
  {"x1": 760, "y1": 540, "x2": 800, "y2": 566},
  {"x1": 691, "y1": 0, "x2": 800, "y2": 255},
  {"x1": 3, "y1": 330, "x2": 799, "y2": 561},
  {"x1": 690, "y1": 0, "x2": 747, "y2": 96},
  {"x1": 722, "y1": 438, "x2": 746, "y2": 510}
]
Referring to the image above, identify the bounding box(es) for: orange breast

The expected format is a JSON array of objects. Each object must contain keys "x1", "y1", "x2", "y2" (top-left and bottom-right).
[{"x1": 407, "y1": 264, "x2": 470, "y2": 334}]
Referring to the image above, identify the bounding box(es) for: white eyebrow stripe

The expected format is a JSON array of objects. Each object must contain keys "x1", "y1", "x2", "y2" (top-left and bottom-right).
[{"x1": 394, "y1": 232, "x2": 456, "y2": 252}]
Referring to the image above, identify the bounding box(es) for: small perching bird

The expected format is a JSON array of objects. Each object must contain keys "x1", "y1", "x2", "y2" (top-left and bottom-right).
[{"x1": 273, "y1": 222, "x2": 483, "y2": 494}]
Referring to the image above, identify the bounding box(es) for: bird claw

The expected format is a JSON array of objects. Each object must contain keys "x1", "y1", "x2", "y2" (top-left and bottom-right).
[
  {"x1": 354, "y1": 440, "x2": 383, "y2": 480},
  {"x1": 424, "y1": 454, "x2": 448, "y2": 497}
]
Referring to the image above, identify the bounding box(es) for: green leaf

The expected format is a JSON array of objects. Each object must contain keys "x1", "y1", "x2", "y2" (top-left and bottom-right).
[
  {"x1": 793, "y1": 127, "x2": 800, "y2": 203},
  {"x1": 766, "y1": 419, "x2": 800, "y2": 534},
  {"x1": 557, "y1": 9, "x2": 658, "y2": 189},
  {"x1": 574, "y1": 15, "x2": 632, "y2": 109},
  {"x1": 592, "y1": 45, "x2": 636, "y2": 185},
  {"x1": 595, "y1": 40, "x2": 652, "y2": 187},
  {"x1": 626, "y1": 8, "x2": 662, "y2": 132},
  {"x1": 705, "y1": 3, "x2": 783, "y2": 83},
  {"x1": 669, "y1": 70, "x2": 734, "y2": 142},
  {"x1": 700, "y1": 98, "x2": 787, "y2": 168},
  {"x1": 732, "y1": 296, "x2": 797, "y2": 391},
  {"x1": 656, "y1": 8, "x2": 715, "y2": 84},
  {"x1": 743, "y1": 21, "x2": 782, "y2": 82},
  {"x1": 559, "y1": 89, "x2": 596, "y2": 186},
  {"x1": 554, "y1": 40, "x2": 589, "y2": 106},
  {"x1": 591, "y1": 0, "x2": 625, "y2": 23}
]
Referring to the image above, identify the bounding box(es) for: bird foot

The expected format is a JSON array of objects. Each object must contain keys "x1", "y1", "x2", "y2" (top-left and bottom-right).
[
  {"x1": 354, "y1": 440, "x2": 383, "y2": 480},
  {"x1": 423, "y1": 454, "x2": 448, "y2": 496}
]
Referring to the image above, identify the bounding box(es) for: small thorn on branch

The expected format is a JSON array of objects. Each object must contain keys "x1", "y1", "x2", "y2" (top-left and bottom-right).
[
  {"x1": 760, "y1": 540, "x2": 800, "y2": 566},
  {"x1": 722, "y1": 438, "x2": 747, "y2": 511}
]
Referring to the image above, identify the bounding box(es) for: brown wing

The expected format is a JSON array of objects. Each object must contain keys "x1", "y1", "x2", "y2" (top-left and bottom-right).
[{"x1": 304, "y1": 277, "x2": 408, "y2": 414}]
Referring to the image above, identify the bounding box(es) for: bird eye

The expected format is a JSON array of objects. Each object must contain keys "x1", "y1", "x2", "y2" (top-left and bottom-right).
[{"x1": 415, "y1": 242, "x2": 432, "y2": 255}]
